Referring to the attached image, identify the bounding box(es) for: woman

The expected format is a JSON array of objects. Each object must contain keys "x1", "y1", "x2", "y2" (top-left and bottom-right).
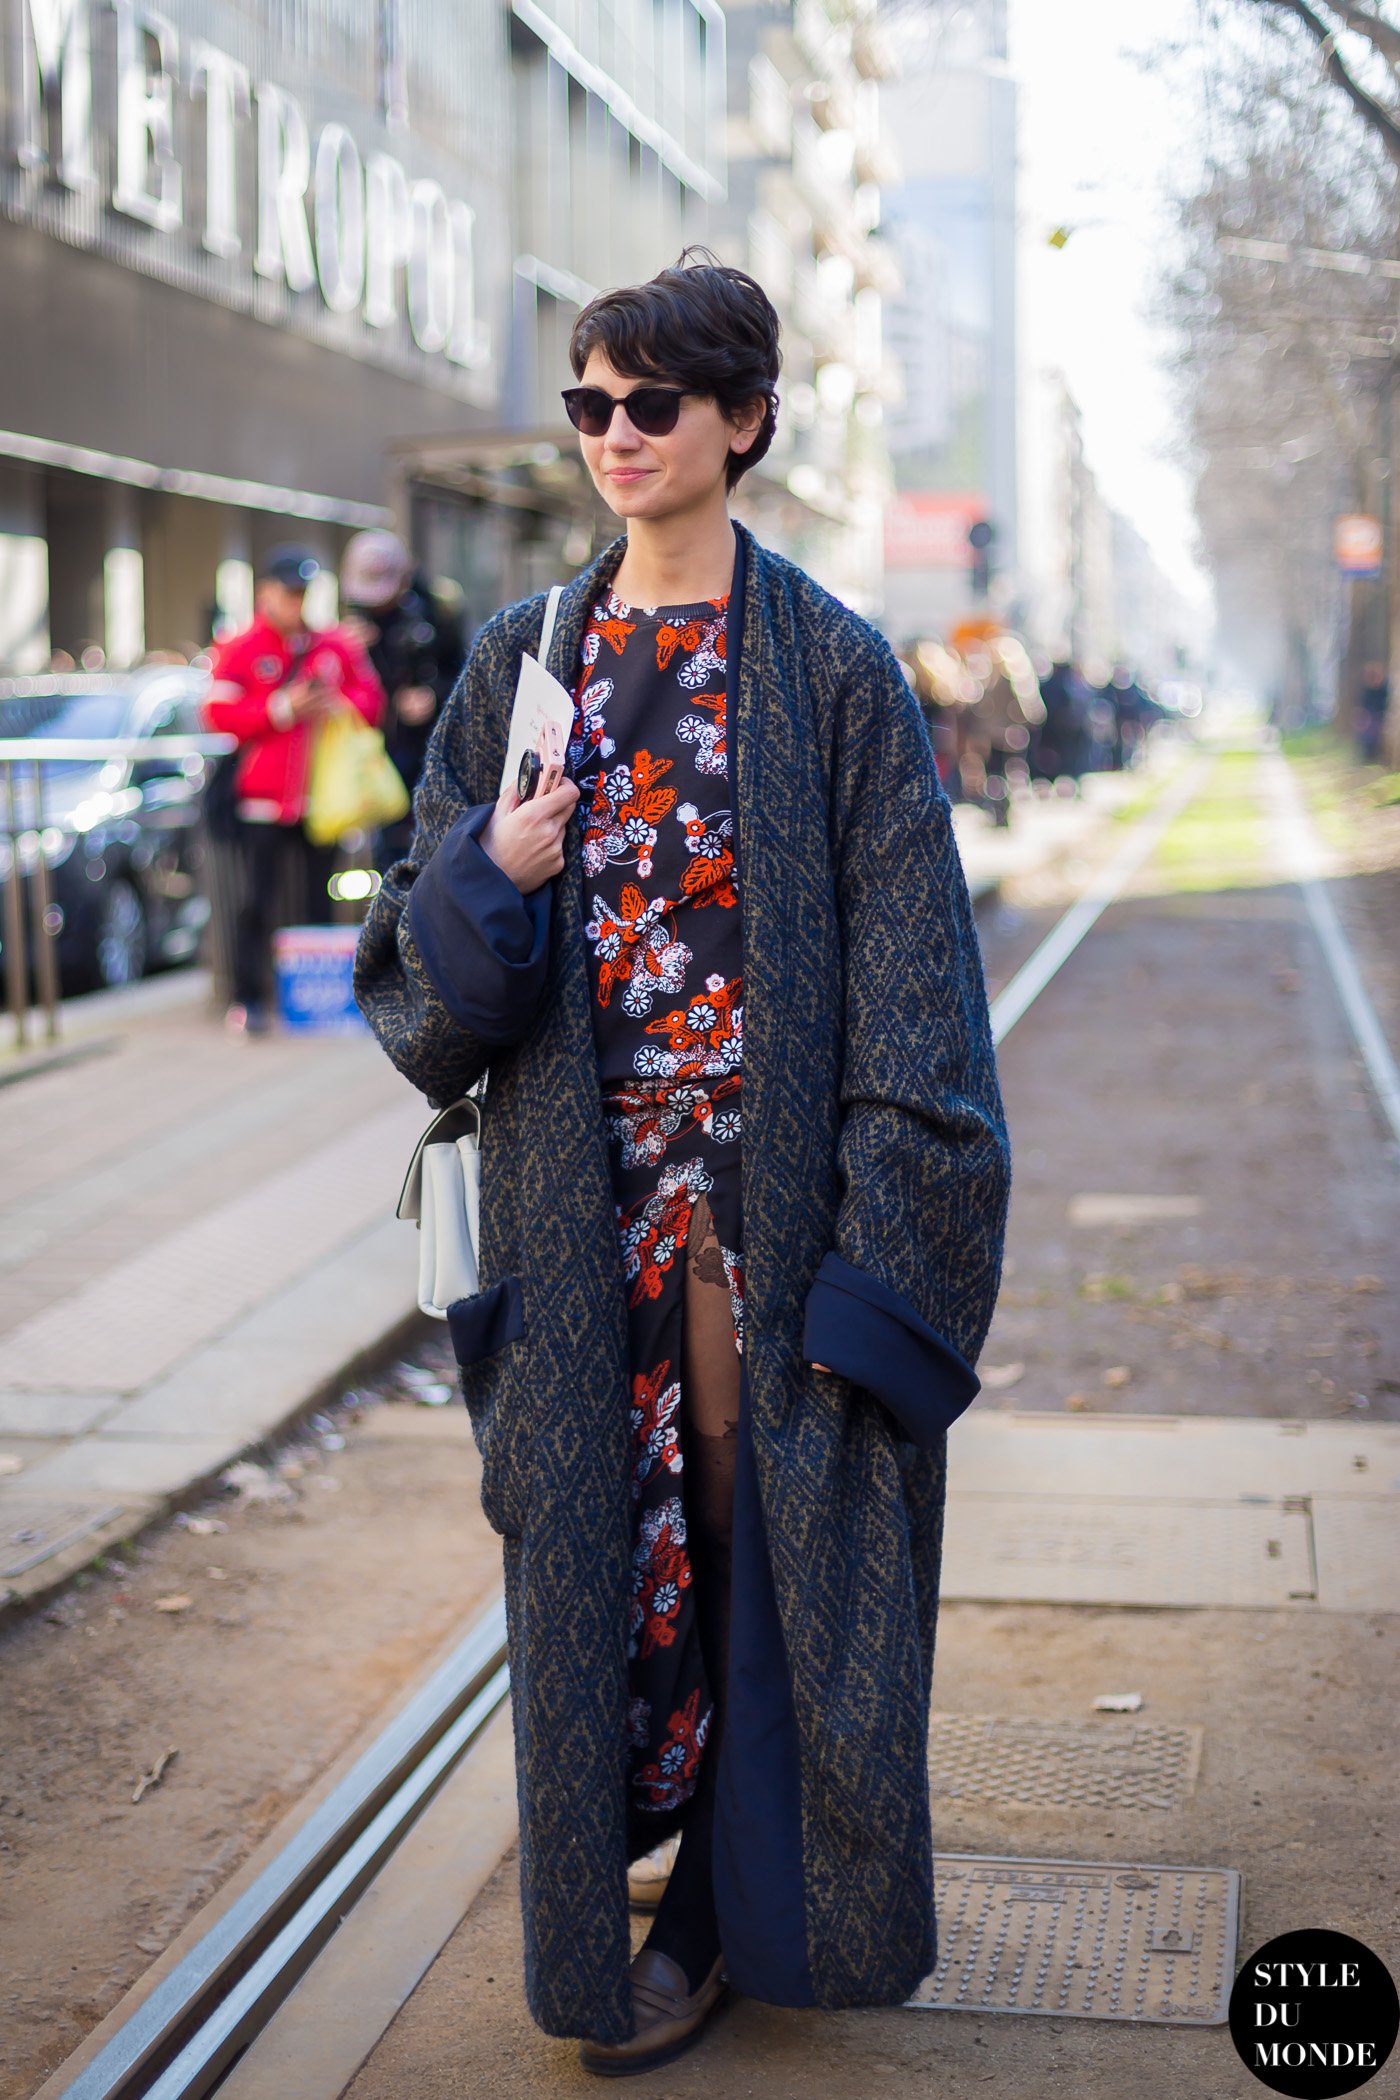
[{"x1": 355, "y1": 254, "x2": 1010, "y2": 2074}]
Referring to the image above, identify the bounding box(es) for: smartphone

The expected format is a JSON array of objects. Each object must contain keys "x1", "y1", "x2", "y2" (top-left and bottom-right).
[{"x1": 517, "y1": 719, "x2": 566, "y2": 801}]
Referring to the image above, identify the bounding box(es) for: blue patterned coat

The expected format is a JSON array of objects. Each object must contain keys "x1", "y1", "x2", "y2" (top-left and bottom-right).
[{"x1": 355, "y1": 522, "x2": 1010, "y2": 2044}]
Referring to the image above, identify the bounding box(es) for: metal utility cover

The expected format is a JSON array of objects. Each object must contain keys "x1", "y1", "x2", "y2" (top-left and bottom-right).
[
  {"x1": 0, "y1": 1499, "x2": 126, "y2": 1579},
  {"x1": 910, "y1": 1853, "x2": 1240, "y2": 2025},
  {"x1": 941, "y1": 1493, "x2": 1316, "y2": 1608},
  {"x1": 928, "y1": 1713, "x2": 1203, "y2": 1813}
]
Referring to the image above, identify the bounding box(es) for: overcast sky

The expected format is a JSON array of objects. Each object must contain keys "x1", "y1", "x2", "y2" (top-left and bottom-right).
[{"x1": 1008, "y1": 0, "x2": 1213, "y2": 607}]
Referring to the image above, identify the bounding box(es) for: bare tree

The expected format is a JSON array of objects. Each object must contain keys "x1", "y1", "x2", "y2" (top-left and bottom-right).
[
  {"x1": 1222, "y1": 0, "x2": 1400, "y2": 746},
  {"x1": 1163, "y1": 10, "x2": 1400, "y2": 722},
  {"x1": 1244, "y1": 0, "x2": 1400, "y2": 162}
]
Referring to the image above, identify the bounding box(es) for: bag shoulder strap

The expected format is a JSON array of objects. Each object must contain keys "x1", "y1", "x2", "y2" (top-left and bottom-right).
[{"x1": 537, "y1": 584, "x2": 565, "y2": 670}]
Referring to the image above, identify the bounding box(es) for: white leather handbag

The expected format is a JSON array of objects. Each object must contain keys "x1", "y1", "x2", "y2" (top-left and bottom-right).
[
  {"x1": 396, "y1": 582, "x2": 567, "y2": 1320},
  {"x1": 396, "y1": 1094, "x2": 483, "y2": 1318}
]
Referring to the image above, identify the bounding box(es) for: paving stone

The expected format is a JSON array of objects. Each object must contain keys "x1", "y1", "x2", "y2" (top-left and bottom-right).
[
  {"x1": 0, "y1": 1102, "x2": 423, "y2": 1394},
  {"x1": 0, "y1": 1390, "x2": 121, "y2": 1436},
  {"x1": 16, "y1": 1434, "x2": 239, "y2": 1498}
]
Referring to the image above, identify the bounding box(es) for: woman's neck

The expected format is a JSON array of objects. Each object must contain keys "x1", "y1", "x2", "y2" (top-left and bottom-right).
[{"x1": 610, "y1": 503, "x2": 737, "y2": 608}]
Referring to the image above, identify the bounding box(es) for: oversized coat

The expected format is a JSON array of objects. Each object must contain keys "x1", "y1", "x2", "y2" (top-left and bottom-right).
[{"x1": 354, "y1": 521, "x2": 1010, "y2": 2044}]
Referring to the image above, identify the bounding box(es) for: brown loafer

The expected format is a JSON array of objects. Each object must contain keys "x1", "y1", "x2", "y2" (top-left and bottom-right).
[
  {"x1": 626, "y1": 1835, "x2": 678, "y2": 1912},
  {"x1": 578, "y1": 1948, "x2": 727, "y2": 2076}
]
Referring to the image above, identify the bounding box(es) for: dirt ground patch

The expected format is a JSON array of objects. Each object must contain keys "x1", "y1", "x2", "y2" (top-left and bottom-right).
[{"x1": 0, "y1": 1345, "x2": 503, "y2": 2100}]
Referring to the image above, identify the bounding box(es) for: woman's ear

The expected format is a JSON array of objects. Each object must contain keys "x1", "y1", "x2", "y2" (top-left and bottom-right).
[{"x1": 727, "y1": 395, "x2": 768, "y2": 458}]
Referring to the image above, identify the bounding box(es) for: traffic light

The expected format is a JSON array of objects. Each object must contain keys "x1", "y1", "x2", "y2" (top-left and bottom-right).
[{"x1": 968, "y1": 518, "x2": 995, "y2": 599}]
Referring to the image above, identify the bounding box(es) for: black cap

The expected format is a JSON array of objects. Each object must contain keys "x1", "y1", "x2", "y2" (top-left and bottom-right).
[{"x1": 257, "y1": 543, "x2": 320, "y2": 590}]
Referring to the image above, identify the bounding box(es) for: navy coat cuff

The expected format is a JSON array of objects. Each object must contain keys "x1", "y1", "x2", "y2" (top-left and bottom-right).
[
  {"x1": 802, "y1": 1251, "x2": 980, "y2": 1446},
  {"x1": 406, "y1": 802, "x2": 552, "y2": 1047}
]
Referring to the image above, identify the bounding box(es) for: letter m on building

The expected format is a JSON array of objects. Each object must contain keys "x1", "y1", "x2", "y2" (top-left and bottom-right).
[{"x1": 9, "y1": 0, "x2": 96, "y2": 188}]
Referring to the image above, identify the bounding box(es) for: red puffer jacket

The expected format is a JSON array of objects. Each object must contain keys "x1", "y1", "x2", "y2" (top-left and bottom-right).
[{"x1": 205, "y1": 616, "x2": 385, "y2": 824}]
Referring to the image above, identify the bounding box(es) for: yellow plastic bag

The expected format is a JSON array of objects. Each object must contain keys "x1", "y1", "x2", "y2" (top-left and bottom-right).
[{"x1": 304, "y1": 710, "x2": 409, "y2": 847}]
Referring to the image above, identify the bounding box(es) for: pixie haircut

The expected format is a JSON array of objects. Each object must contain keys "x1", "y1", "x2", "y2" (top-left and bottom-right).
[{"x1": 569, "y1": 249, "x2": 782, "y2": 490}]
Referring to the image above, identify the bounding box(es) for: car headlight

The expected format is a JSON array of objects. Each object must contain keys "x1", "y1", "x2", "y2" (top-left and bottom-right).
[{"x1": 14, "y1": 827, "x2": 78, "y2": 873}]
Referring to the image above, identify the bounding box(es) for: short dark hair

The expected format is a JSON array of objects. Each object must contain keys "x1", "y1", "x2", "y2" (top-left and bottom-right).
[{"x1": 569, "y1": 249, "x2": 782, "y2": 490}]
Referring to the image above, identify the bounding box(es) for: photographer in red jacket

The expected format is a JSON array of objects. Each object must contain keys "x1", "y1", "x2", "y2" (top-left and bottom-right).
[{"x1": 205, "y1": 545, "x2": 384, "y2": 1034}]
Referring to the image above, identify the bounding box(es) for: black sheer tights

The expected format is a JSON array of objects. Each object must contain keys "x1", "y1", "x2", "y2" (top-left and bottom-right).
[{"x1": 642, "y1": 1192, "x2": 738, "y2": 1991}]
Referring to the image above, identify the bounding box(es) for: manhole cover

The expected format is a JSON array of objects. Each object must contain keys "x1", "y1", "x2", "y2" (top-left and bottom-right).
[
  {"x1": 942, "y1": 1494, "x2": 1316, "y2": 1607},
  {"x1": 0, "y1": 1500, "x2": 126, "y2": 1580},
  {"x1": 910, "y1": 1853, "x2": 1240, "y2": 2025},
  {"x1": 928, "y1": 1714, "x2": 1203, "y2": 1813}
]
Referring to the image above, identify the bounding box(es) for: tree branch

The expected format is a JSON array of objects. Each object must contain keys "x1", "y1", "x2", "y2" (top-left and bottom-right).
[
  {"x1": 1251, "y1": 0, "x2": 1400, "y2": 165},
  {"x1": 1325, "y1": 0, "x2": 1400, "y2": 70}
]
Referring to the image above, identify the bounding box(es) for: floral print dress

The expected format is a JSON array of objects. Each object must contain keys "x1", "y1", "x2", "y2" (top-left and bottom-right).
[{"x1": 570, "y1": 586, "x2": 745, "y2": 1831}]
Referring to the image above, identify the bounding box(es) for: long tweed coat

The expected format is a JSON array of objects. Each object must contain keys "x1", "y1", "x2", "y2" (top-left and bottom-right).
[{"x1": 355, "y1": 520, "x2": 1010, "y2": 2044}]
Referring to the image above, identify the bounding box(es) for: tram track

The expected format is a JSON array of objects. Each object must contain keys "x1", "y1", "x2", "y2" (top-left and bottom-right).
[
  {"x1": 46, "y1": 1608, "x2": 509, "y2": 2100},
  {"x1": 42, "y1": 737, "x2": 1398, "y2": 2100}
]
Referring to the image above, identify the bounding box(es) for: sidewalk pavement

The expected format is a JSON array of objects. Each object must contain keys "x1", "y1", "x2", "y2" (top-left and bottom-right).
[
  {"x1": 0, "y1": 979, "x2": 428, "y2": 1617},
  {"x1": 0, "y1": 770, "x2": 1141, "y2": 1621}
]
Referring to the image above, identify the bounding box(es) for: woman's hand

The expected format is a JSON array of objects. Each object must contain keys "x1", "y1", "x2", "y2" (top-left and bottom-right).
[{"x1": 480, "y1": 777, "x2": 580, "y2": 893}]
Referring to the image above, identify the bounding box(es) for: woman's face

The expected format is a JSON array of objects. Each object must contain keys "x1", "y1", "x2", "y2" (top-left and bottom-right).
[{"x1": 576, "y1": 348, "x2": 763, "y2": 524}]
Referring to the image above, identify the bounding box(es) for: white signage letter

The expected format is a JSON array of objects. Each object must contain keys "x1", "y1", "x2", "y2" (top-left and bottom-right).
[
  {"x1": 407, "y1": 179, "x2": 453, "y2": 353},
  {"x1": 112, "y1": 3, "x2": 182, "y2": 231},
  {"x1": 254, "y1": 84, "x2": 315, "y2": 293},
  {"x1": 364, "y1": 151, "x2": 410, "y2": 327},
  {"x1": 447, "y1": 199, "x2": 488, "y2": 368},
  {"x1": 190, "y1": 42, "x2": 249, "y2": 259},
  {"x1": 16, "y1": 0, "x2": 95, "y2": 189},
  {"x1": 314, "y1": 122, "x2": 365, "y2": 314}
]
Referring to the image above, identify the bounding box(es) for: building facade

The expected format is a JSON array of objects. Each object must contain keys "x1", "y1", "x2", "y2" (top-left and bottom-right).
[
  {"x1": 710, "y1": 0, "x2": 899, "y2": 612},
  {"x1": 399, "y1": 0, "x2": 728, "y2": 612},
  {"x1": 1, "y1": 0, "x2": 523, "y2": 662},
  {"x1": 878, "y1": 0, "x2": 1017, "y2": 641},
  {"x1": 2, "y1": 0, "x2": 892, "y2": 666},
  {"x1": 1024, "y1": 373, "x2": 1192, "y2": 683}
]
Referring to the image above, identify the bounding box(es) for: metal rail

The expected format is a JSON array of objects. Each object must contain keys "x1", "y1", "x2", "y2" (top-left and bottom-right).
[
  {"x1": 989, "y1": 755, "x2": 1214, "y2": 1046},
  {"x1": 57, "y1": 1598, "x2": 509, "y2": 2100}
]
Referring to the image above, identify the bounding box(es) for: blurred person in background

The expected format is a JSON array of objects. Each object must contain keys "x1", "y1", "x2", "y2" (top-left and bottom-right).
[
  {"x1": 1034, "y1": 657, "x2": 1093, "y2": 788},
  {"x1": 340, "y1": 530, "x2": 465, "y2": 867},
  {"x1": 1355, "y1": 660, "x2": 1390, "y2": 763},
  {"x1": 965, "y1": 636, "x2": 1045, "y2": 826},
  {"x1": 901, "y1": 636, "x2": 975, "y2": 800},
  {"x1": 204, "y1": 545, "x2": 383, "y2": 1035},
  {"x1": 1102, "y1": 664, "x2": 1161, "y2": 770}
]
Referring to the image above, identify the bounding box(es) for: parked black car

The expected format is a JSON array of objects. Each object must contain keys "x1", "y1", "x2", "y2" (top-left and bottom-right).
[{"x1": 0, "y1": 668, "x2": 216, "y2": 993}]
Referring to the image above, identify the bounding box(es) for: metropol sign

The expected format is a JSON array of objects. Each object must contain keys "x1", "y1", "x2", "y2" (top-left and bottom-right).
[{"x1": 7, "y1": 0, "x2": 491, "y2": 382}]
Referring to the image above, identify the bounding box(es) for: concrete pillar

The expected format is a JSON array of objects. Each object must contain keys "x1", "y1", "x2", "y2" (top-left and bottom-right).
[
  {"x1": 103, "y1": 483, "x2": 145, "y2": 668},
  {"x1": 215, "y1": 510, "x2": 254, "y2": 638},
  {"x1": 0, "y1": 461, "x2": 51, "y2": 671}
]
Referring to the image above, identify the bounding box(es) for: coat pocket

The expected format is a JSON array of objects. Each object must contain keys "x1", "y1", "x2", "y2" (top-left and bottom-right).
[
  {"x1": 446, "y1": 1277, "x2": 524, "y2": 1365},
  {"x1": 448, "y1": 1279, "x2": 530, "y2": 1538}
]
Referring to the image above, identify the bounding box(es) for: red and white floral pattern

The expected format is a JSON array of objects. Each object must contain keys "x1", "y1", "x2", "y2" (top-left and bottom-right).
[{"x1": 581, "y1": 590, "x2": 747, "y2": 1824}]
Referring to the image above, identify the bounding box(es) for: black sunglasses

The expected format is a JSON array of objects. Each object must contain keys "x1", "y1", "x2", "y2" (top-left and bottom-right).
[{"x1": 561, "y1": 384, "x2": 692, "y2": 438}]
